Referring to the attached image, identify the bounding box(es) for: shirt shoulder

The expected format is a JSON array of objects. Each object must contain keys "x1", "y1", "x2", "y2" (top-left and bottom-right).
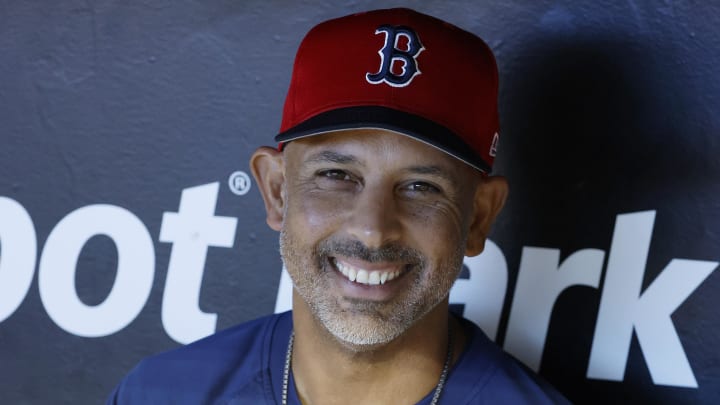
[
  {"x1": 107, "y1": 312, "x2": 291, "y2": 405},
  {"x1": 447, "y1": 318, "x2": 570, "y2": 405}
]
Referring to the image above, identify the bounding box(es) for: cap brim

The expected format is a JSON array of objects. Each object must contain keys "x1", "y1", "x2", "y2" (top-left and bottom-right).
[{"x1": 275, "y1": 106, "x2": 491, "y2": 173}]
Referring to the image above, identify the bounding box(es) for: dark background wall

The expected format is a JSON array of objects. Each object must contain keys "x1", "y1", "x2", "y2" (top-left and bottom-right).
[{"x1": 1, "y1": 0, "x2": 719, "y2": 403}]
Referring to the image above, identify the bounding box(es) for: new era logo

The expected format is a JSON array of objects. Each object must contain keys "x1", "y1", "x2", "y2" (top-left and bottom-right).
[{"x1": 490, "y1": 132, "x2": 499, "y2": 157}]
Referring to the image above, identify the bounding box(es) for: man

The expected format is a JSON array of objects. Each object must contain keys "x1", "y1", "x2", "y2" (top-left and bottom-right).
[{"x1": 109, "y1": 8, "x2": 568, "y2": 404}]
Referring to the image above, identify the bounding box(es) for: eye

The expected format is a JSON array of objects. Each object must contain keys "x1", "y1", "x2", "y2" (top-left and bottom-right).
[
  {"x1": 314, "y1": 169, "x2": 359, "y2": 191},
  {"x1": 403, "y1": 181, "x2": 441, "y2": 194},
  {"x1": 318, "y1": 169, "x2": 352, "y2": 182}
]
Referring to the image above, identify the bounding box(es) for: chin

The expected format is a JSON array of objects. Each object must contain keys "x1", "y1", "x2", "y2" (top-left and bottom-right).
[
  {"x1": 325, "y1": 325, "x2": 402, "y2": 353},
  {"x1": 320, "y1": 302, "x2": 446, "y2": 353},
  {"x1": 314, "y1": 303, "x2": 422, "y2": 352}
]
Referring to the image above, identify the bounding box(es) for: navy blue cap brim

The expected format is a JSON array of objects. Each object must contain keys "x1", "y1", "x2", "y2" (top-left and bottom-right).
[{"x1": 274, "y1": 106, "x2": 491, "y2": 173}]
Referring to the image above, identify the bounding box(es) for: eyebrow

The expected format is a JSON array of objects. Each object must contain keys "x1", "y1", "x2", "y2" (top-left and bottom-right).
[
  {"x1": 305, "y1": 150, "x2": 362, "y2": 165},
  {"x1": 304, "y1": 151, "x2": 458, "y2": 183},
  {"x1": 405, "y1": 165, "x2": 456, "y2": 183}
]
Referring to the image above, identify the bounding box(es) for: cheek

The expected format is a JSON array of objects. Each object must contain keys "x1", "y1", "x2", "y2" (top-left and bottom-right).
[
  {"x1": 403, "y1": 202, "x2": 466, "y2": 237},
  {"x1": 403, "y1": 207, "x2": 467, "y2": 259},
  {"x1": 285, "y1": 190, "x2": 345, "y2": 239}
]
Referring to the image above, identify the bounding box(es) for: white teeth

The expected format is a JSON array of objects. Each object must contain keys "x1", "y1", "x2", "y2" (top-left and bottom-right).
[{"x1": 334, "y1": 259, "x2": 402, "y2": 286}]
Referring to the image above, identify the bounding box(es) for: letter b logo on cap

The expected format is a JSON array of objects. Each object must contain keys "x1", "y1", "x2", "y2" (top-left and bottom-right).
[{"x1": 366, "y1": 25, "x2": 424, "y2": 87}]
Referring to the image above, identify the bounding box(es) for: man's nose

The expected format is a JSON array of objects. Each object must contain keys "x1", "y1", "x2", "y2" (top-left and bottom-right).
[{"x1": 344, "y1": 183, "x2": 403, "y2": 249}]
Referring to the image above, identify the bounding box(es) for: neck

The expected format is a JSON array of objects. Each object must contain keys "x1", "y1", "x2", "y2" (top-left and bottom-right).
[{"x1": 290, "y1": 293, "x2": 465, "y2": 405}]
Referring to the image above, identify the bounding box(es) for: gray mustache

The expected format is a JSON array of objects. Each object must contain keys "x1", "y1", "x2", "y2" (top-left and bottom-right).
[{"x1": 318, "y1": 238, "x2": 426, "y2": 265}]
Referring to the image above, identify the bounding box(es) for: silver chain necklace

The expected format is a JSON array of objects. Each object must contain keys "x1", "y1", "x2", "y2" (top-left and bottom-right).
[{"x1": 281, "y1": 326, "x2": 453, "y2": 405}]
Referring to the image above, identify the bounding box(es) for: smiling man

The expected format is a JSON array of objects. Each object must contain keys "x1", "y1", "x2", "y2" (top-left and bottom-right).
[{"x1": 109, "y1": 8, "x2": 568, "y2": 404}]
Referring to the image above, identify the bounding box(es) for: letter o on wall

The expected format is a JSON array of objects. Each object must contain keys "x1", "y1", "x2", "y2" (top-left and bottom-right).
[
  {"x1": 38, "y1": 205, "x2": 155, "y2": 337},
  {"x1": 0, "y1": 197, "x2": 37, "y2": 323}
]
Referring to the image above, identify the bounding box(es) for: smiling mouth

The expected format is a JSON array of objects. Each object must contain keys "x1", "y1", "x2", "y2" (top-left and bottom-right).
[{"x1": 331, "y1": 257, "x2": 405, "y2": 286}]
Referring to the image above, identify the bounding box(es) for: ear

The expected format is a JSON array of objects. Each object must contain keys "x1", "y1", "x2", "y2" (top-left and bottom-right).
[
  {"x1": 465, "y1": 176, "x2": 508, "y2": 256},
  {"x1": 250, "y1": 146, "x2": 285, "y2": 231}
]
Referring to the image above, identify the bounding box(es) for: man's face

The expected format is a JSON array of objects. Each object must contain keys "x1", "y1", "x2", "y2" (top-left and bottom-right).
[{"x1": 277, "y1": 129, "x2": 484, "y2": 349}]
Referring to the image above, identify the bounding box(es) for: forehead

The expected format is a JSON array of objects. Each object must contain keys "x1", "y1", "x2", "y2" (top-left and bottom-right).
[{"x1": 284, "y1": 129, "x2": 475, "y2": 175}]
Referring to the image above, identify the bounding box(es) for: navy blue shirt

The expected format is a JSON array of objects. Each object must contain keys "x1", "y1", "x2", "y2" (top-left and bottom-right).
[{"x1": 108, "y1": 311, "x2": 568, "y2": 404}]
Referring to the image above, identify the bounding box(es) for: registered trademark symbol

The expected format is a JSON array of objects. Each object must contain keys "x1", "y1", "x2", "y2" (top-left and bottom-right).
[{"x1": 228, "y1": 171, "x2": 251, "y2": 196}]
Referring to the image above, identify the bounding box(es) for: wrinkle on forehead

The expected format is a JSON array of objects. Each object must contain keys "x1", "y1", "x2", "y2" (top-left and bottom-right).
[{"x1": 305, "y1": 150, "x2": 362, "y2": 166}]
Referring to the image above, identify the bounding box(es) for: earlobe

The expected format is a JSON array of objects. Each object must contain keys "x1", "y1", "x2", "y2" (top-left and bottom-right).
[
  {"x1": 465, "y1": 176, "x2": 508, "y2": 256},
  {"x1": 250, "y1": 146, "x2": 286, "y2": 231}
]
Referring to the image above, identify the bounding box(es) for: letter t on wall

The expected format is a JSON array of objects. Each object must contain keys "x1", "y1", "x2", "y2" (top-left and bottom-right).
[{"x1": 160, "y1": 183, "x2": 237, "y2": 344}]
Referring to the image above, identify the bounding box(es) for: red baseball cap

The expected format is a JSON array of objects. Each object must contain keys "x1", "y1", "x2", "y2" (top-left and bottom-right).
[{"x1": 275, "y1": 8, "x2": 500, "y2": 173}]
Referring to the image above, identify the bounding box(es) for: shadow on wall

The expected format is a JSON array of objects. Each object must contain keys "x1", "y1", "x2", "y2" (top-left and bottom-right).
[
  {"x1": 494, "y1": 35, "x2": 714, "y2": 405},
  {"x1": 499, "y1": 34, "x2": 704, "y2": 236}
]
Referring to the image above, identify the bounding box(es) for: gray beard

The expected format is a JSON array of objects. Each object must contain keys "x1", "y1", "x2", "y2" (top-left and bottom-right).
[{"x1": 279, "y1": 228, "x2": 465, "y2": 350}]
